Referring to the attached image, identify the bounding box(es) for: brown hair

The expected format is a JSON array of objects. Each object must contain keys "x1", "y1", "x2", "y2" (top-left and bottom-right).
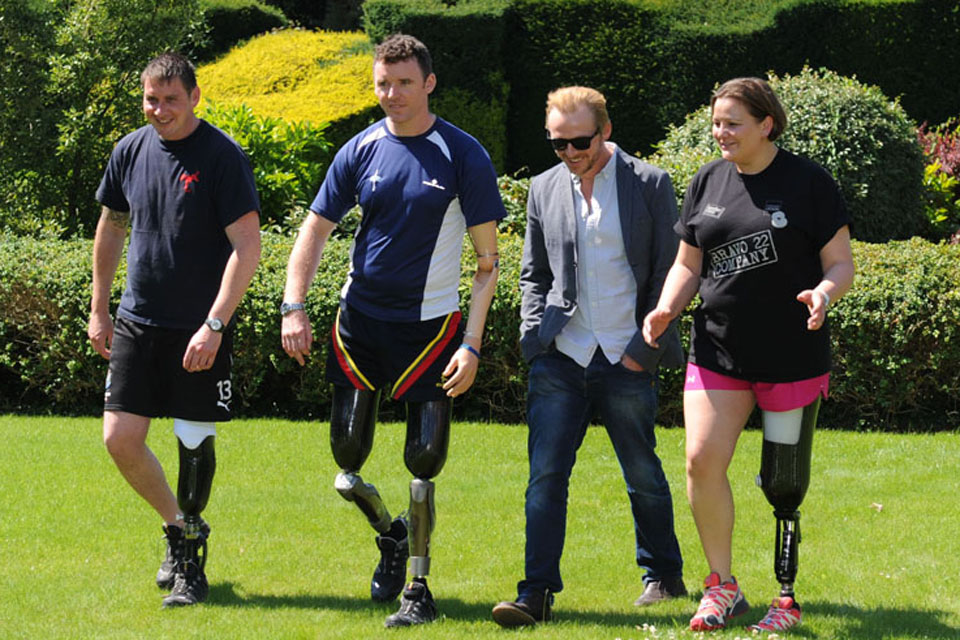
[
  {"x1": 711, "y1": 77, "x2": 787, "y2": 142},
  {"x1": 374, "y1": 34, "x2": 433, "y2": 80},
  {"x1": 545, "y1": 86, "x2": 610, "y2": 130},
  {"x1": 141, "y1": 51, "x2": 197, "y2": 93}
]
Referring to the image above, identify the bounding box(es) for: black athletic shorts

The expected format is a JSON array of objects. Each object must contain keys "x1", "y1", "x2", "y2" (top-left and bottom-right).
[
  {"x1": 104, "y1": 316, "x2": 235, "y2": 421},
  {"x1": 326, "y1": 302, "x2": 463, "y2": 402}
]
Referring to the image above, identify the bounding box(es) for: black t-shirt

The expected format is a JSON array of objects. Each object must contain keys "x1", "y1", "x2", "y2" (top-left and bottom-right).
[
  {"x1": 96, "y1": 121, "x2": 260, "y2": 329},
  {"x1": 676, "y1": 149, "x2": 850, "y2": 381}
]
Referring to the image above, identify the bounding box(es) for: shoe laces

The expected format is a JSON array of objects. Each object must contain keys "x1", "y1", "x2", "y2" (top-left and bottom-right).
[
  {"x1": 696, "y1": 581, "x2": 739, "y2": 618},
  {"x1": 754, "y1": 598, "x2": 800, "y2": 631}
]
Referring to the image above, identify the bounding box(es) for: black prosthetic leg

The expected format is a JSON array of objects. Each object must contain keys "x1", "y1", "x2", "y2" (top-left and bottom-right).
[
  {"x1": 756, "y1": 397, "x2": 820, "y2": 598},
  {"x1": 163, "y1": 435, "x2": 215, "y2": 607}
]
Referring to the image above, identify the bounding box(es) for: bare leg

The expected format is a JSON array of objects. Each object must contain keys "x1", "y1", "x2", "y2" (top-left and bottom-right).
[
  {"x1": 684, "y1": 389, "x2": 755, "y2": 581},
  {"x1": 103, "y1": 410, "x2": 179, "y2": 524}
]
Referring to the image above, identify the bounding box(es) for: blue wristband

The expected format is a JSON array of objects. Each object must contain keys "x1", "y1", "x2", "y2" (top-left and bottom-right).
[{"x1": 459, "y1": 343, "x2": 480, "y2": 359}]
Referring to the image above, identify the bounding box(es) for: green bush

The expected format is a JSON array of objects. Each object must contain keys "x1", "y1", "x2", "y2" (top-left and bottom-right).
[
  {"x1": 2, "y1": 230, "x2": 958, "y2": 430},
  {"x1": 0, "y1": 0, "x2": 205, "y2": 239},
  {"x1": 647, "y1": 68, "x2": 927, "y2": 243},
  {"x1": 827, "y1": 238, "x2": 960, "y2": 429},
  {"x1": 432, "y1": 74, "x2": 510, "y2": 172},
  {"x1": 198, "y1": 0, "x2": 288, "y2": 61},
  {"x1": 365, "y1": 0, "x2": 960, "y2": 176},
  {"x1": 196, "y1": 29, "x2": 376, "y2": 126},
  {"x1": 202, "y1": 103, "x2": 332, "y2": 231}
]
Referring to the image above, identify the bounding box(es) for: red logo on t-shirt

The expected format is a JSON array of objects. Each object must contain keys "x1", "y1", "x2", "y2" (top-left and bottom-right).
[{"x1": 180, "y1": 171, "x2": 200, "y2": 193}]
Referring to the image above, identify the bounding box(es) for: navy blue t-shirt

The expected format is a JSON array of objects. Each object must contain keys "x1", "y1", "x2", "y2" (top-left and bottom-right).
[
  {"x1": 310, "y1": 117, "x2": 505, "y2": 322},
  {"x1": 96, "y1": 120, "x2": 259, "y2": 329}
]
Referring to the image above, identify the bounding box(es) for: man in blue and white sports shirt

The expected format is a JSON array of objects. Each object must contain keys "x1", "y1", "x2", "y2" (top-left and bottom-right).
[{"x1": 281, "y1": 34, "x2": 504, "y2": 627}]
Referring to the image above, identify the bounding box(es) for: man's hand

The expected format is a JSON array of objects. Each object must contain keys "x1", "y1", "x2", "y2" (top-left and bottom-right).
[
  {"x1": 88, "y1": 310, "x2": 114, "y2": 360},
  {"x1": 441, "y1": 347, "x2": 479, "y2": 397},
  {"x1": 620, "y1": 353, "x2": 645, "y2": 372},
  {"x1": 182, "y1": 325, "x2": 223, "y2": 372},
  {"x1": 281, "y1": 310, "x2": 313, "y2": 366},
  {"x1": 642, "y1": 307, "x2": 673, "y2": 348}
]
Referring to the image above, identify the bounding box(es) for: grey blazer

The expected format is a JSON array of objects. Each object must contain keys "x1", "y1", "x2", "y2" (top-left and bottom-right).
[{"x1": 519, "y1": 147, "x2": 685, "y2": 371}]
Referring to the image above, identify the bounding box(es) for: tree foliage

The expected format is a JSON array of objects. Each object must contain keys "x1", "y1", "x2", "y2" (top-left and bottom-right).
[{"x1": 0, "y1": 0, "x2": 204, "y2": 238}]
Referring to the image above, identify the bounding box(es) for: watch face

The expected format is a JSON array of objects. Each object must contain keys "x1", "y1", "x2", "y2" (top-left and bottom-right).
[{"x1": 206, "y1": 318, "x2": 224, "y2": 332}]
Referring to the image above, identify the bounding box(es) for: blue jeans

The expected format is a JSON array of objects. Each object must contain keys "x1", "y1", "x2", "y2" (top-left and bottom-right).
[{"x1": 518, "y1": 349, "x2": 683, "y2": 597}]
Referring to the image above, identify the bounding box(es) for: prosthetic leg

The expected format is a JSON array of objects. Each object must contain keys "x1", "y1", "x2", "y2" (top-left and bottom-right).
[
  {"x1": 163, "y1": 420, "x2": 216, "y2": 607},
  {"x1": 403, "y1": 398, "x2": 451, "y2": 579},
  {"x1": 755, "y1": 396, "x2": 821, "y2": 599},
  {"x1": 330, "y1": 386, "x2": 392, "y2": 533},
  {"x1": 383, "y1": 398, "x2": 451, "y2": 627}
]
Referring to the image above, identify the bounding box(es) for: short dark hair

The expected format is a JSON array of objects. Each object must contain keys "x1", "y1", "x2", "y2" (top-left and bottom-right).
[
  {"x1": 374, "y1": 34, "x2": 433, "y2": 80},
  {"x1": 711, "y1": 77, "x2": 787, "y2": 142},
  {"x1": 141, "y1": 51, "x2": 197, "y2": 93}
]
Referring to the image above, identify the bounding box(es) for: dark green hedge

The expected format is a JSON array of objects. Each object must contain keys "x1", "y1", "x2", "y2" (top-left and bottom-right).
[
  {"x1": 649, "y1": 68, "x2": 928, "y2": 243},
  {"x1": 363, "y1": 0, "x2": 512, "y2": 171},
  {"x1": 363, "y1": 0, "x2": 960, "y2": 175},
  {"x1": 198, "y1": 0, "x2": 288, "y2": 61},
  {"x1": 1, "y1": 231, "x2": 958, "y2": 430}
]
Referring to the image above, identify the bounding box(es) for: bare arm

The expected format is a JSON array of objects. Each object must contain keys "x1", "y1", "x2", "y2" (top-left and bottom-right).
[
  {"x1": 797, "y1": 224, "x2": 854, "y2": 331},
  {"x1": 642, "y1": 240, "x2": 702, "y2": 348},
  {"x1": 442, "y1": 220, "x2": 499, "y2": 397},
  {"x1": 281, "y1": 212, "x2": 338, "y2": 366},
  {"x1": 87, "y1": 207, "x2": 129, "y2": 359},
  {"x1": 182, "y1": 210, "x2": 261, "y2": 372}
]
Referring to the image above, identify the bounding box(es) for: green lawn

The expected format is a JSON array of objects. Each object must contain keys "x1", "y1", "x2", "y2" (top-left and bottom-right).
[{"x1": 1, "y1": 415, "x2": 957, "y2": 639}]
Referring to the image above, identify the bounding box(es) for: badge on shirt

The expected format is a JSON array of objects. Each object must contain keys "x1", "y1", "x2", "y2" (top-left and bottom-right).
[
  {"x1": 703, "y1": 204, "x2": 725, "y2": 219},
  {"x1": 764, "y1": 201, "x2": 788, "y2": 229}
]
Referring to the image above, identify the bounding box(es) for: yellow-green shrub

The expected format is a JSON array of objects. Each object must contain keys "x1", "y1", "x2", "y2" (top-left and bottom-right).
[{"x1": 197, "y1": 28, "x2": 376, "y2": 126}]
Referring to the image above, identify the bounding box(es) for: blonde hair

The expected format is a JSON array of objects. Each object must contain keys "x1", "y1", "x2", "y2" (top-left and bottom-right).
[{"x1": 545, "y1": 86, "x2": 609, "y2": 130}]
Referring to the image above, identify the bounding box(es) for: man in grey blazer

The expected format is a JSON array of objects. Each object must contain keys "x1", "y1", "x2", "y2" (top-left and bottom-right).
[{"x1": 492, "y1": 86, "x2": 686, "y2": 627}]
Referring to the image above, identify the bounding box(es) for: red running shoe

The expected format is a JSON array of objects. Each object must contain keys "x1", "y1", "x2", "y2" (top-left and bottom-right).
[
  {"x1": 689, "y1": 572, "x2": 750, "y2": 631},
  {"x1": 749, "y1": 596, "x2": 802, "y2": 633}
]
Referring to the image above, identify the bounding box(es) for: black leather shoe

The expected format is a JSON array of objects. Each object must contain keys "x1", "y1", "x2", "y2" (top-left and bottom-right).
[
  {"x1": 492, "y1": 589, "x2": 553, "y2": 627},
  {"x1": 633, "y1": 575, "x2": 687, "y2": 607}
]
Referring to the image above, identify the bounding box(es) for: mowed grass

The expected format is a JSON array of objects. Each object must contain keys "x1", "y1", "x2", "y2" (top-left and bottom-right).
[{"x1": 1, "y1": 415, "x2": 958, "y2": 639}]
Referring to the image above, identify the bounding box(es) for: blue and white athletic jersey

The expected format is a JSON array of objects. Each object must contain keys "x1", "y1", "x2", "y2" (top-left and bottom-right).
[{"x1": 310, "y1": 117, "x2": 505, "y2": 322}]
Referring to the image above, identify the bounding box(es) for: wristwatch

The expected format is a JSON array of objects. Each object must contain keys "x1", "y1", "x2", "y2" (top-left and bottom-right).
[
  {"x1": 204, "y1": 317, "x2": 224, "y2": 332},
  {"x1": 280, "y1": 301, "x2": 306, "y2": 316}
]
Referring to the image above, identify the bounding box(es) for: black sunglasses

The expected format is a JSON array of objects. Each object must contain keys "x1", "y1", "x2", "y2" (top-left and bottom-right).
[{"x1": 547, "y1": 129, "x2": 599, "y2": 151}]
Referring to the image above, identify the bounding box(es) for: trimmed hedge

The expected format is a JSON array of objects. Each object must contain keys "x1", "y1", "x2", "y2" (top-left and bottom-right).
[
  {"x1": 198, "y1": 0, "x2": 288, "y2": 61},
  {"x1": 197, "y1": 29, "x2": 377, "y2": 126},
  {"x1": 648, "y1": 68, "x2": 927, "y2": 243},
  {"x1": 363, "y1": 0, "x2": 512, "y2": 171},
  {"x1": 363, "y1": 0, "x2": 960, "y2": 175},
  {"x1": 1, "y1": 231, "x2": 958, "y2": 430}
]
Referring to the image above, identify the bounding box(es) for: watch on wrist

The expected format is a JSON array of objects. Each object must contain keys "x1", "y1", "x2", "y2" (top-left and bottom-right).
[
  {"x1": 280, "y1": 301, "x2": 306, "y2": 316},
  {"x1": 204, "y1": 317, "x2": 224, "y2": 332}
]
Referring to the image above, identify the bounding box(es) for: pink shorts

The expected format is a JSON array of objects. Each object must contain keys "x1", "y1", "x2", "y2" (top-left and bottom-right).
[{"x1": 684, "y1": 363, "x2": 829, "y2": 412}]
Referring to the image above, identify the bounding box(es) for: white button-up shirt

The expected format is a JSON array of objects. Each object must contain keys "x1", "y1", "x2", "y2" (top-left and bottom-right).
[{"x1": 555, "y1": 144, "x2": 638, "y2": 367}]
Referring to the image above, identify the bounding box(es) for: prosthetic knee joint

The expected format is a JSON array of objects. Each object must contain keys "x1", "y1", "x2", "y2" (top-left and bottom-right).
[
  {"x1": 755, "y1": 397, "x2": 820, "y2": 597},
  {"x1": 174, "y1": 419, "x2": 216, "y2": 562},
  {"x1": 330, "y1": 387, "x2": 393, "y2": 533},
  {"x1": 403, "y1": 399, "x2": 451, "y2": 578}
]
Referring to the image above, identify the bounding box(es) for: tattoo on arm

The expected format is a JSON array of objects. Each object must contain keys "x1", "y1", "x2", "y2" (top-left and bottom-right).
[{"x1": 104, "y1": 207, "x2": 130, "y2": 229}]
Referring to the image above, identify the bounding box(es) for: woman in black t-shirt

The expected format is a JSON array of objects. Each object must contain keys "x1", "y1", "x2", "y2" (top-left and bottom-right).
[{"x1": 643, "y1": 78, "x2": 854, "y2": 634}]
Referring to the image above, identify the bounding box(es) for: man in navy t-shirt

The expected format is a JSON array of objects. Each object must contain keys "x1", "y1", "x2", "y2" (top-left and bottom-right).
[
  {"x1": 88, "y1": 52, "x2": 260, "y2": 608},
  {"x1": 281, "y1": 34, "x2": 504, "y2": 627}
]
